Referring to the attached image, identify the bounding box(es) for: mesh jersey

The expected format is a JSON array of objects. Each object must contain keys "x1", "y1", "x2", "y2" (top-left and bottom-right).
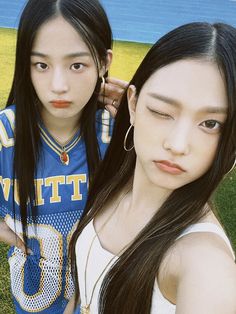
[{"x1": 0, "y1": 105, "x2": 113, "y2": 314}]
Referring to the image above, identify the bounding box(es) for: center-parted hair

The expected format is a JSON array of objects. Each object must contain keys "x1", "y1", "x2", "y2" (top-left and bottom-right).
[
  {"x1": 6, "y1": 0, "x2": 112, "y2": 247},
  {"x1": 70, "y1": 22, "x2": 236, "y2": 313}
]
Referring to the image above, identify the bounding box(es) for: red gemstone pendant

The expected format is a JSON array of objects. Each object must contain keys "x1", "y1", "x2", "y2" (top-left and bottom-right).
[{"x1": 60, "y1": 151, "x2": 69, "y2": 165}]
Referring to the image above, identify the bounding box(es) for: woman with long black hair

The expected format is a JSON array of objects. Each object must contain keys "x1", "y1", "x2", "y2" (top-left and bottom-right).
[
  {"x1": 0, "y1": 0, "x2": 126, "y2": 313},
  {"x1": 69, "y1": 22, "x2": 236, "y2": 314}
]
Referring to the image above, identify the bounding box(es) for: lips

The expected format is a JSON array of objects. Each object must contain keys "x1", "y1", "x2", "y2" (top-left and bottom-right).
[
  {"x1": 154, "y1": 160, "x2": 186, "y2": 175},
  {"x1": 50, "y1": 100, "x2": 71, "y2": 108}
]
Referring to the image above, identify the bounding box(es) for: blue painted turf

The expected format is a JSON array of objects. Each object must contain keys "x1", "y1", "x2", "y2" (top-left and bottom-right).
[{"x1": 0, "y1": 0, "x2": 236, "y2": 43}]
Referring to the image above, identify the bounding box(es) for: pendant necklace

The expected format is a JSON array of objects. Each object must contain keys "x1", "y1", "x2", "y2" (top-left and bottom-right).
[
  {"x1": 81, "y1": 192, "x2": 131, "y2": 313},
  {"x1": 39, "y1": 124, "x2": 81, "y2": 166},
  {"x1": 60, "y1": 147, "x2": 70, "y2": 165},
  {"x1": 55, "y1": 130, "x2": 80, "y2": 166}
]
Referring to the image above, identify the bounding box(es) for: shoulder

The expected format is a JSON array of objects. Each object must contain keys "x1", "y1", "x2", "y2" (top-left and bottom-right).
[
  {"x1": 159, "y1": 229, "x2": 236, "y2": 314},
  {"x1": 0, "y1": 105, "x2": 15, "y2": 148},
  {"x1": 0, "y1": 105, "x2": 15, "y2": 126}
]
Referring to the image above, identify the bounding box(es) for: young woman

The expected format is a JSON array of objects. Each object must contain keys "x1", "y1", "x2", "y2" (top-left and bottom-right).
[
  {"x1": 0, "y1": 0, "x2": 126, "y2": 313},
  {"x1": 69, "y1": 22, "x2": 236, "y2": 314}
]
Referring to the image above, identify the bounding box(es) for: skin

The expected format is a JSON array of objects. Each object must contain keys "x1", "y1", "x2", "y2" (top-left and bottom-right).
[
  {"x1": 129, "y1": 59, "x2": 227, "y2": 193},
  {"x1": 0, "y1": 15, "x2": 127, "y2": 314},
  {"x1": 30, "y1": 16, "x2": 112, "y2": 143},
  {"x1": 99, "y1": 77, "x2": 128, "y2": 116},
  {"x1": 92, "y1": 59, "x2": 236, "y2": 313},
  {"x1": 95, "y1": 59, "x2": 228, "y2": 251}
]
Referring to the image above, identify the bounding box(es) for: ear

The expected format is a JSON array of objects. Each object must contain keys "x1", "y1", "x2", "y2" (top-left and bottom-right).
[
  {"x1": 127, "y1": 85, "x2": 137, "y2": 125},
  {"x1": 99, "y1": 49, "x2": 113, "y2": 77}
]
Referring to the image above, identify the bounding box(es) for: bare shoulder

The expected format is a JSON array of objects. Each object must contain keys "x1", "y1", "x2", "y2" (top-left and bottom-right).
[{"x1": 159, "y1": 231, "x2": 236, "y2": 314}]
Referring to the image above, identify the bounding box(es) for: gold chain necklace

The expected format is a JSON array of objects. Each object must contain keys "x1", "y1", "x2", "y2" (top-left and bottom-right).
[{"x1": 81, "y1": 193, "x2": 131, "y2": 314}]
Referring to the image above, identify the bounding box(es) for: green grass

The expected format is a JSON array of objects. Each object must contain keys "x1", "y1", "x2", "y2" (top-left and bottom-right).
[
  {"x1": 0, "y1": 27, "x2": 235, "y2": 313},
  {"x1": 214, "y1": 171, "x2": 236, "y2": 249}
]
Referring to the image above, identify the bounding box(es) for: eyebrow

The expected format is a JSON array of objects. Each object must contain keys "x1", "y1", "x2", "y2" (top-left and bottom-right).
[
  {"x1": 148, "y1": 92, "x2": 227, "y2": 114},
  {"x1": 30, "y1": 51, "x2": 91, "y2": 59}
]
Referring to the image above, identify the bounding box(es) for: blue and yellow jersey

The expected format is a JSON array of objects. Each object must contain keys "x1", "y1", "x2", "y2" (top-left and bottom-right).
[{"x1": 0, "y1": 105, "x2": 112, "y2": 314}]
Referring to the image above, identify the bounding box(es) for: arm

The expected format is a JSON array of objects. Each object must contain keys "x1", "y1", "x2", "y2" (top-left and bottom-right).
[
  {"x1": 175, "y1": 233, "x2": 236, "y2": 314},
  {"x1": 0, "y1": 219, "x2": 27, "y2": 253},
  {"x1": 63, "y1": 294, "x2": 75, "y2": 314},
  {"x1": 63, "y1": 293, "x2": 81, "y2": 314}
]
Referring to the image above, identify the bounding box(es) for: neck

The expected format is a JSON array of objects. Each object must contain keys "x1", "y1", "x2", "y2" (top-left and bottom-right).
[
  {"x1": 41, "y1": 109, "x2": 80, "y2": 145},
  {"x1": 128, "y1": 161, "x2": 172, "y2": 219}
]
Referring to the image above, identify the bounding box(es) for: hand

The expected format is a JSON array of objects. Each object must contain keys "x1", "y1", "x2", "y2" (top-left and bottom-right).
[
  {"x1": 63, "y1": 293, "x2": 76, "y2": 314},
  {"x1": 0, "y1": 220, "x2": 27, "y2": 253},
  {"x1": 99, "y1": 77, "x2": 128, "y2": 117}
]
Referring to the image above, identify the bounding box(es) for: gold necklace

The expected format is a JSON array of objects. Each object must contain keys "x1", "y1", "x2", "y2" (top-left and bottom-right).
[
  {"x1": 51, "y1": 129, "x2": 80, "y2": 166},
  {"x1": 81, "y1": 193, "x2": 131, "y2": 314}
]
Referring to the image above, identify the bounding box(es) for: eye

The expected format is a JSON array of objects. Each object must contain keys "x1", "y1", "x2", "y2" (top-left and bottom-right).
[
  {"x1": 34, "y1": 62, "x2": 48, "y2": 71},
  {"x1": 200, "y1": 120, "x2": 222, "y2": 132},
  {"x1": 70, "y1": 63, "x2": 84, "y2": 71},
  {"x1": 148, "y1": 107, "x2": 173, "y2": 119}
]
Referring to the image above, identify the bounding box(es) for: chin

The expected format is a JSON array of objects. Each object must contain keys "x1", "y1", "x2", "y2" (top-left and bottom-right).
[{"x1": 148, "y1": 172, "x2": 186, "y2": 191}]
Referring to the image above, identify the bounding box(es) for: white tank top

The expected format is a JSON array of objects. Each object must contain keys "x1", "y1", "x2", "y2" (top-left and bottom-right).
[{"x1": 75, "y1": 221, "x2": 235, "y2": 313}]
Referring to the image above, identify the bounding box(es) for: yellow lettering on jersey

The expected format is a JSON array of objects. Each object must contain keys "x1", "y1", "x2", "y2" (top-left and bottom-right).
[
  {"x1": 66, "y1": 174, "x2": 86, "y2": 201},
  {"x1": 34, "y1": 179, "x2": 44, "y2": 206},
  {"x1": 0, "y1": 176, "x2": 11, "y2": 201},
  {"x1": 101, "y1": 110, "x2": 111, "y2": 143},
  {"x1": 0, "y1": 120, "x2": 14, "y2": 150},
  {"x1": 45, "y1": 176, "x2": 65, "y2": 203}
]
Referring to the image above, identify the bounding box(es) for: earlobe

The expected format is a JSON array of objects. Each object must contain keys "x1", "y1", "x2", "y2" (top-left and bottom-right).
[{"x1": 127, "y1": 85, "x2": 137, "y2": 125}]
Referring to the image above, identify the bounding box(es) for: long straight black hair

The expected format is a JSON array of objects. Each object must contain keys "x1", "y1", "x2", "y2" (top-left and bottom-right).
[
  {"x1": 6, "y1": 0, "x2": 112, "y2": 246},
  {"x1": 70, "y1": 22, "x2": 236, "y2": 313}
]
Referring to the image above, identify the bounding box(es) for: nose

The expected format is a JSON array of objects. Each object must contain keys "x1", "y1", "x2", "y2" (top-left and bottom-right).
[
  {"x1": 50, "y1": 68, "x2": 69, "y2": 94},
  {"x1": 163, "y1": 120, "x2": 191, "y2": 156}
]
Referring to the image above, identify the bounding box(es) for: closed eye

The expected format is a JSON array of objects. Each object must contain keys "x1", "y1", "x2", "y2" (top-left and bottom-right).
[{"x1": 148, "y1": 107, "x2": 173, "y2": 119}]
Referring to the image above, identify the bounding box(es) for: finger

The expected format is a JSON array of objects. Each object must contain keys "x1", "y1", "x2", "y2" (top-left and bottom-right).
[
  {"x1": 98, "y1": 95, "x2": 110, "y2": 105},
  {"x1": 98, "y1": 95, "x2": 119, "y2": 107},
  {"x1": 105, "y1": 105, "x2": 118, "y2": 118},
  {"x1": 7, "y1": 234, "x2": 32, "y2": 254},
  {"x1": 0, "y1": 221, "x2": 27, "y2": 253},
  {"x1": 15, "y1": 237, "x2": 27, "y2": 253},
  {"x1": 98, "y1": 96, "x2": 120, "y2": 108},
  {"x1": 103, "y1": 82, "x2": 125, "y2": 96},
  {"x1": 106, "y1": 77, "x2": 129, "y2": 89},
  {"x1": 6, "y1": 232, "x2": 26, "y2": 252}
]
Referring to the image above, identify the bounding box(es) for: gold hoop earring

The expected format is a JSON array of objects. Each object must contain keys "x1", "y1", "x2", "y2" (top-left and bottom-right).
[
  {"x1": 226, "y1": 157, "x2": 236, "y2": 175},
  {"x1": 124, "y1": 124, "x2": 134, "y2": 151}
]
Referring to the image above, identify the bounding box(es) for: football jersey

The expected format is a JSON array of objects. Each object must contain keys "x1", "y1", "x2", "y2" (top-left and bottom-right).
[{"x1": 0, "y1": 105, "x2": 112, "y2": 314}]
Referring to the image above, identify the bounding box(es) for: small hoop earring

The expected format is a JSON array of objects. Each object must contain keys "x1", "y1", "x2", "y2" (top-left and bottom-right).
[
  {"x1": 226, "y1": 157, "x2": 236, "y2": 175},
  {"x1": 124, "y1": 124, "x2": 134, "y2": 151},
  {"x1": 100, "y1": 76, "x2": 105, "y2": 85}
]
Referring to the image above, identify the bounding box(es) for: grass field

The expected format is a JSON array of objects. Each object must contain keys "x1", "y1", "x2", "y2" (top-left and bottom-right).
[{"x1": 0, "y1": 27, "x2": 235, "y2": 313}]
